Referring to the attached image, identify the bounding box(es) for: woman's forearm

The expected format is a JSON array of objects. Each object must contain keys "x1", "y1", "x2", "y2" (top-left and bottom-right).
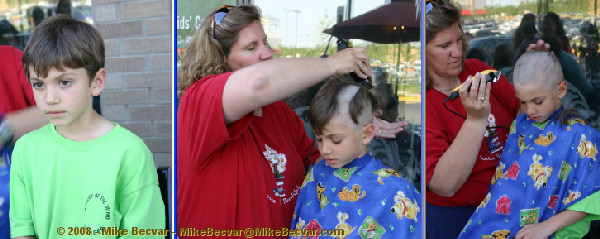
[
  {"x1": 222, "y1": 48, "x2": 368, "y2": 124},
  {"x1": 5, "y1": 106, "x2": 48, "y2": 143},
  {"x1": 428, "y1": 118, "x2": 487, "y2": 197}
]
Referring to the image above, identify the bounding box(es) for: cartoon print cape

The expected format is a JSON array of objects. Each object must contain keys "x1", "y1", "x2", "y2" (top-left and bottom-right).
[
  {"x1": 291, "y1": 153, "x2": 421, "y2": 239},
  {"x1": 458, "y1": 109, "x2": 600, "y2": 239}
]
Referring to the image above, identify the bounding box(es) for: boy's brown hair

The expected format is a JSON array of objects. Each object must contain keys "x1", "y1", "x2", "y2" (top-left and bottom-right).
[
  {"x1": 308, "y1": 75, "x2": 376, "y2": 135},
  {"x1": 22, "y1": 14, "x2": 104, "y2": 82}
]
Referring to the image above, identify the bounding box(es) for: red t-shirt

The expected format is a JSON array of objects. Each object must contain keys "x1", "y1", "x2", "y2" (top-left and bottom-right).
[
  {"x1": 0, "y1": 46, "x2": 35, "y2": 115},
  {"x1": 426, "y1": 59, "x2": 520, "y2": 207},
  {"x1": 176, "y1": 72, "x2": 319, "y2": 237}
]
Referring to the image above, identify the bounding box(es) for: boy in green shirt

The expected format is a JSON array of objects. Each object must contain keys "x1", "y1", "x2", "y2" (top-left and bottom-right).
[{"x1": 9, "y1": 14, "x2": 166, "y2": 239}]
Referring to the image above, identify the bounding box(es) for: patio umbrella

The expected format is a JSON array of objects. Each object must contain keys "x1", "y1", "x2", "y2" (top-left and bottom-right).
[{"x1": 322, "y1": 1, "x2": 420, "y2": 44}]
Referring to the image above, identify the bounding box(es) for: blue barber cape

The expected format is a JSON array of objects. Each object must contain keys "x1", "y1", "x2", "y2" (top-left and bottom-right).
[
  {"x1": 458, "y1": 109, "x2": 600, "y2": 239},
  {"x1": 291, "y1": 153, "x2": 421, "y2": 239}
]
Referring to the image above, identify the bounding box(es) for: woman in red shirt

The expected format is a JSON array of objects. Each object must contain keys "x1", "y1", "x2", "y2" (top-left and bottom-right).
[
  {"x1": 425, "y1": 1, "x2": 520, "y2": 238},
  {"x1": 176, "y1": 4, "x2": 403, "y2": 238}
]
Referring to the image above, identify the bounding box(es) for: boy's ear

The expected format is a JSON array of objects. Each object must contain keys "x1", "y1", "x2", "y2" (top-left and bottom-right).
[
  {"x1": 91, "y1": 68, "x2": 106, "y2": 96},
  {"x1": 361, "y1": 123, "x2": 375, "y2": 145},
  {"x1": 557, "y1": 80, "x2": 567, "y2": 99}
]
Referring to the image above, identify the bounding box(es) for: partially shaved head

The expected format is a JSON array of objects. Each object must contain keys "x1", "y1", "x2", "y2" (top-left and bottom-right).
[
  {"x1": 513, "y1": 51, "x2": 563, "y2": 89},
  {"x1": 308, "y1": 75, "x2": 375, "y2": 135}
]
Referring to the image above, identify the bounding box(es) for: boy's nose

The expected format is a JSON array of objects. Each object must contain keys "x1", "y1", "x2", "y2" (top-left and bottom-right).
[
  {"x1": 319, "y1": 143, "x2": 332, "y2": 155},
  {"x1": 45, "y1": 88, "x2": 59, "y2": 105},
  {"x1": 525, "y1": 106, "x2": 536, "y2": 115}
]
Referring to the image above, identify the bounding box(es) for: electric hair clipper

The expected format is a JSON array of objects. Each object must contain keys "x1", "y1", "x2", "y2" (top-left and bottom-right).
[{"x1": 448, "y1": 69, "x2": 500, "y2": 100}]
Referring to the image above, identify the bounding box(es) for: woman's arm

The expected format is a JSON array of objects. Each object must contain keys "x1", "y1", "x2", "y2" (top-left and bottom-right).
[
  {"x1": 222, "y1": 48, "x2": 371, "y2": 124},
  {"x1": 5, "y1": 106, "x2": 48, "y2": 144},
  {"x1": 428, "y1": 73, "x2": 492, "y2": 197},
  {"x1": 515, "y1": 210, "x2": 588, "y2": 239}
]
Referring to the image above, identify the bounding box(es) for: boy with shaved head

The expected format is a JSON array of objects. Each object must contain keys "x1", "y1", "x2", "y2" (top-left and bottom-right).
[
  {"x1": 458, "y1": 51, "x2": 600, "y2": 239},
  {"x1": 290, "y1": 75, "x2": 421, "y2": 239}
]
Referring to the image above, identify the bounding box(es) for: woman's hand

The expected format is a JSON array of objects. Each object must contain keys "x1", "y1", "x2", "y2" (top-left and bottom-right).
[
  {"x1": 327, "y1": 47, "x2": 373, "y2": 79},
  {"x1": 458, "y1": 72, "x2": 491, "y2": 123},
  {"x1": 373, "y1": 117, "x2": 408, "y2": 138},
  {"x1": 515, "y1": 222, "x2": 554, "y2": 239},
  {"x1": 527, "y1": 39, "x2": 551, "y2": 52}
]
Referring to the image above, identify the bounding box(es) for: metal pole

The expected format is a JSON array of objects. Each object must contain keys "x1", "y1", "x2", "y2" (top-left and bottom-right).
[
  {"x1": 295, "y1": 11, "x2": 298, "y2": 57},
  {"x1": 283, "y1": 9, "x2": 300, "y2": 56},
  {"x1": 347, "y1": 0, "x2": 352, "y2": 21}
]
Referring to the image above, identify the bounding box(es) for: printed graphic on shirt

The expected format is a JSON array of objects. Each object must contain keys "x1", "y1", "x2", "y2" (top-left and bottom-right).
[
  {"x1": 532, "y1": 121, "x2": 549, "y2": 130},
  {"x1": 317, "y1": 182, "x2": 329, "y2": 210},
  {"x1": 301, "y1": 167, "x2": 314, "y2": 189},
  {"x1": 481, "y1": 229, "x2": 511, "y2": 239},
  {"x1": 527, "y1": 154, "x2": 553, "y2": 190},
  {"x1": 504, "y1": 162, "x2": 520, "y2": 180},
  {"x1": 491, "y1": 162, "x2": 505, "y2": 185},
  {"x1": 84, "y1": 193, "x2": 112, "y2": 221},
  {"x1": 518, "y1": 134, "x2": 530, "y2": 155},
  {"x1": 566, "y1": 118, "x2": 585, "y2": 131},
  {"x1": 519, "y1": 207, "x2": 540, "y2": 226},
  {"x1": 476, "y1": 192, "x2": 491, "y2": 212},
  {"x1": 338, "y1": 184, "x2": 366, "y2": 202},
  {"x1": 534, "y1": 132, "x2": 556, "y2": 146},
  {"x1": 263, "y1": 144, "x2": 288, "y2": 197},
  {"x1": 547, "y1": 195, "x2": 558, "y2": 209},
  {"x1": 334, "y1": 167, "x2": 357, "y2": 182},
  {"x1": 558, "y1": 161, "x2": 572, "y2": 183},
  {"x1": 485, "y1": 114, "x2": 504, "y2": 154},
  {"x1": 390, "y1": 191, "x2": 420, "y2": 222},
  {"x1": 509, "y1": 121, "x2": 516, "y2": 134},
  {"x1": 371, "y1": 168, "x2": 400, "y2": 185},
  {"x1": 495, "y1": 195, "x2": 511, "y2": 215},
  {"x1": 335, "y1": 212, "x2": 356, "y2": 238},
  {"x1": 562, "y1": 189, "x2": 581, "y2": 205},
  {"x1": 358, "y1": 216, "x2": 385, "y2": 239},
  {"x1": 576, "y1": 134, "x2": 598, "y2": 160}
]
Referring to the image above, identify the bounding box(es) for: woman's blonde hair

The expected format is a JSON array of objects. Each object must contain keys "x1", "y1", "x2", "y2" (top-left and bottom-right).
[
  {"x1": 425, "y1": 0, "x2": 468, "y2": 88},
  {"x1": 177, "y1": 5, "x2": 261, "y2": 96}
]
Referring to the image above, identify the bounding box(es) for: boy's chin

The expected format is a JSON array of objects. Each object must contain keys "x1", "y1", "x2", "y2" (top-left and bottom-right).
[{"x1": 325, "y1": 159, "x2": 351, "y2": 168}]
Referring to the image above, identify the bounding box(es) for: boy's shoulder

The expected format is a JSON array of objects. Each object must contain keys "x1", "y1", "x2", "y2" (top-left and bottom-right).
[
  {"x1": 16, "y1": 123, "x2": 148, "y2": 151},
  {"x1": 312, "y1": 154, "x2": 417, "y2": 190},
  {"x1": 16, "y1": 123, "x2": 53, "y2": 145},
  {"x1": 96, "y1": 123, "x2": 150, "y2": 152},
  {"x1": 513, "y1": 114, "x2": 600, "y2": 144}
]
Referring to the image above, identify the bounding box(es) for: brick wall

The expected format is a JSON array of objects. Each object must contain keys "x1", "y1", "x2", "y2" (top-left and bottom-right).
[{"x1": 92, "y1": 0, "x2": 172, "y2": 168}]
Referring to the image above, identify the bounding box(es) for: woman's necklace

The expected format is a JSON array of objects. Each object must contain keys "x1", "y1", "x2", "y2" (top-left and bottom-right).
[{"x1": 434, "y1": 77, "x2": 460, "y2": 92}]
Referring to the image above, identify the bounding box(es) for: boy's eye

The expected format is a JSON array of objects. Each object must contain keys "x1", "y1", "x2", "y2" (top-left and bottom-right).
[
  {"x1": 316, "y1": 138, "x2": 323, "y2": 142},
  {"x1": 332, "y1": 139, "x2": 342, "y2": 144},
  {"x1": 32, "y1": 82, "x2": 44, "y2": 89},
  {"x1": 534, "y1": 100, "x2": 543, "y2": 105},
  {"x1": 58, "y1": 80, "x2": 72, "y2": 87}
]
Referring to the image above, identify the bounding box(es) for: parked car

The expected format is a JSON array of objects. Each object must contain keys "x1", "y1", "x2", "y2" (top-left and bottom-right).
[{"x1": 468, "y1": 35, "x2": 513, "y2": 65}]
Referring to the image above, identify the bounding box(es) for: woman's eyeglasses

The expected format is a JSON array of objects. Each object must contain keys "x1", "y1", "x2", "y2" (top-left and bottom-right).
[
  {"x1": 425, "y1": 0, "x2": 444, "y2": 15},
  {"x1": 211, "y1": 5, "x2": 233, "y2": 39}
]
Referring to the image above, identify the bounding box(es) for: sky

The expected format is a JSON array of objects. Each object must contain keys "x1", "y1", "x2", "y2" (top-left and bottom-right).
[{"x1": 253, "y1": 0, "x2": 388, "y2": 47}]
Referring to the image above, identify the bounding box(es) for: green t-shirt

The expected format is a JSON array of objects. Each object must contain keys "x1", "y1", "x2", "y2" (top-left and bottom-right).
[
  {"x1": 10, "y1": 123, "x2": 166, "y2": 239},
  {"x1": 555, "y1": 190, "x2": 600, "y2": 239}
]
